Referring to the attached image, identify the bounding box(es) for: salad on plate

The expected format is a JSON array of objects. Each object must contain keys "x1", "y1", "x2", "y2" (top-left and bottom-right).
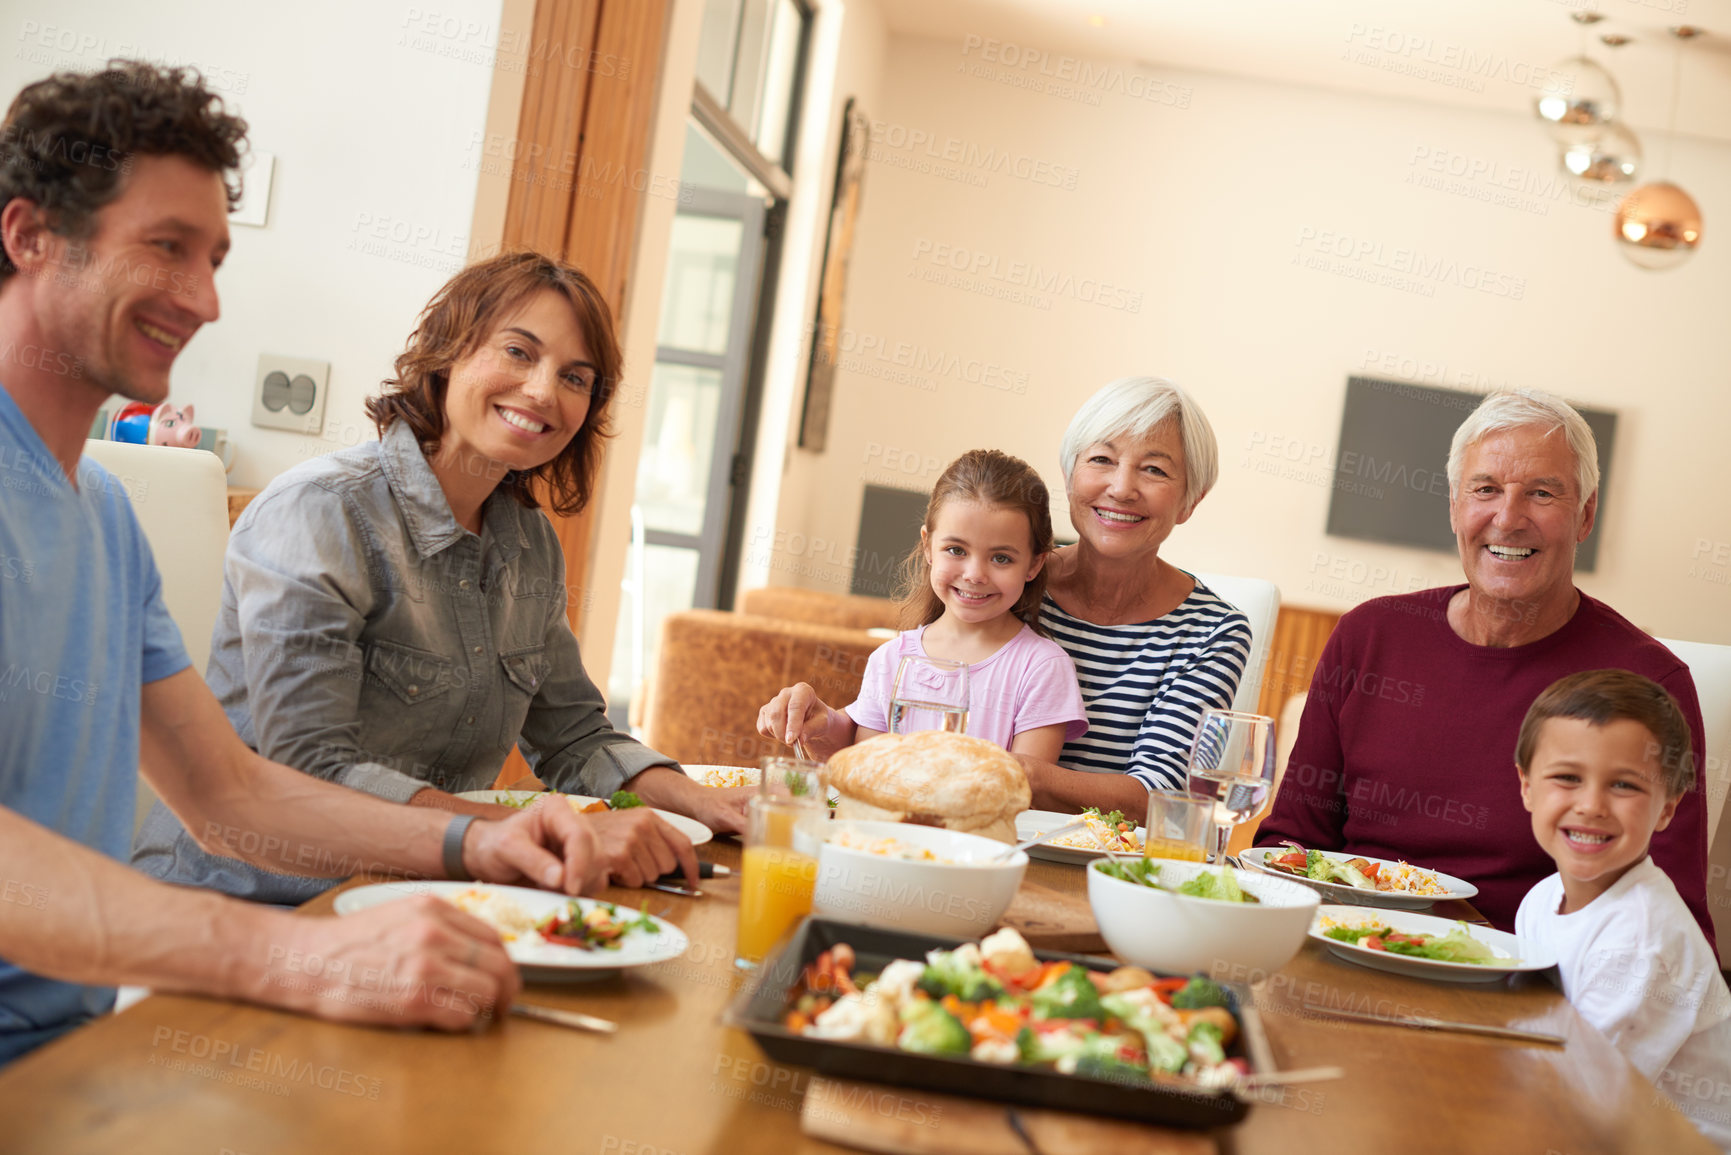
[
  {"x1": 1319, "y1": 919, "x2": 1505, "y2": 964},
  {"x1": 1261, "y1": 843, "x2": 1450, "y2": 896}
]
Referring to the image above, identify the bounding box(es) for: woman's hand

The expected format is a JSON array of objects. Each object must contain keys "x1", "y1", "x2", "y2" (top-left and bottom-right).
[
  {"x1": 755, "y1": 683, "x2": 849, "y2": 760},
  {"x1": 624, "y1": 766, "x2": 750, "y2": 836},
  {"x1": 581, "y1": 807, "x2": 701, "y2": 888}
]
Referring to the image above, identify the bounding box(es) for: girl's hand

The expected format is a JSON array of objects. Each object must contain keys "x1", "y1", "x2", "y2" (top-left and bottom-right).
[{"x1": 755, "y1": 683, "x2": 848, "y2": 760}]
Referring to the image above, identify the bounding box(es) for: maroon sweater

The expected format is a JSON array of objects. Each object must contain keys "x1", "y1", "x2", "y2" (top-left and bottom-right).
[{"x1": 1258, "y1": 586, "x2": 1715, "y2": 947}]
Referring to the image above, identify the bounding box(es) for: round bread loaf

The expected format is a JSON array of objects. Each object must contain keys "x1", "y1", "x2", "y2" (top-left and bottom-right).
[{"x1": 825, "y1": 731, "x2": 1032, "y2": 843}]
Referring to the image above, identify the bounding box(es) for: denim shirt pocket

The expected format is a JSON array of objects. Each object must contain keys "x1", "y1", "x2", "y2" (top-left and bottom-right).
[
  {"x1": 500, "y1": 644, "x2": 550, "y2": 697},
  {"x1": 365, "y1": 639, "x2": 457, "y2": 705}
]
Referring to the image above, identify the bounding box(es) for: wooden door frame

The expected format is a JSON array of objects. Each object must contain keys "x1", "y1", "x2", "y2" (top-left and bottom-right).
[
  {"x1": 485, "y1": 0, "x2": 674, "y2": 785},
  {"x1": 498, "y1": 0, "x2": 672, "y2": 634}
]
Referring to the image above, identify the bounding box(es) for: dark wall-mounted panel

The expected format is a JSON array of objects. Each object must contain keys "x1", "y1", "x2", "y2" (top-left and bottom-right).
[{"x1": 1325, "y1": 378, "x2": 1615, "y2": 573}]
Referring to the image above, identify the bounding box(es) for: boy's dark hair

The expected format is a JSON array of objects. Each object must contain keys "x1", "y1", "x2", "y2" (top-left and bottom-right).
[
  {"x1": 0, "y1": 61, "x2": 248, "y2": 281},
  {"x1": 896, "y1": 448, "x2": 1055, "y2": 634},
  {"x1": 1515, "y1": 669, "x2": 1696, "y2": 797}
]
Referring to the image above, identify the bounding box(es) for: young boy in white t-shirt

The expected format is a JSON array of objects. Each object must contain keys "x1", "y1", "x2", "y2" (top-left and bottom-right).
[{"x1": 1513, "y1": 669, "x2": 1731, "y2": 1151}]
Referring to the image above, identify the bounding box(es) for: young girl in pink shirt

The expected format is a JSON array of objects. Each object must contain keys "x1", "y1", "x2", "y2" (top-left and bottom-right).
[{"x1": 759, "y1": 449, "x2": 1087, "y2": 760}]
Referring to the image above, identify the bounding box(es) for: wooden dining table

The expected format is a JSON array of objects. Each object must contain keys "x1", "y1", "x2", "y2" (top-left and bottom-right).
[{"x1": 0, "y1": 842, "x2": 1716, "y2": 1155}]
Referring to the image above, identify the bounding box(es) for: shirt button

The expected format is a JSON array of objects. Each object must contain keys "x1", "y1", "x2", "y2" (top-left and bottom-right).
[
  {"x1": 459, "y1": 579, "x2": 471, "y2": 590},
  {"x1": 408, "y1": 685, "x2": 419, "y2": 695},
  {"x1": 466, "y1": 716, "x2": 476, "y2": 725},
  {"x1": 473, "y1": 646, "x2": 483, "y2": 655}
]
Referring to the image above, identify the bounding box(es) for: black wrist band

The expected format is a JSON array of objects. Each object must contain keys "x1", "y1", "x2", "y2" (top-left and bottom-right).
[{"x1": 442, "y1": 814, "x2": 475, "y2": 881}]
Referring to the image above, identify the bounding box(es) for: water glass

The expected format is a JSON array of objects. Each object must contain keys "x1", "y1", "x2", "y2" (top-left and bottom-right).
[
  {"x1": 1183, "y1": 709, "x2": 1277, "y2": 865},
  {"x1": 889, "y1": 655, "x2": 970, "y2": 735}
]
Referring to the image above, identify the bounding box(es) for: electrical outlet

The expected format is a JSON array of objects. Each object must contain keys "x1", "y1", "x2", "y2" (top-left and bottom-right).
[{"x1": 251, "y1": 354, "x2": 329, "y2": 434}]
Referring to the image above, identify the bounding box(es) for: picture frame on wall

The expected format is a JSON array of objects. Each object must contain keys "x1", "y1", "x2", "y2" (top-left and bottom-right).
[{"x1": 798, "y1": 96, "x2": 870, "y2": 452}]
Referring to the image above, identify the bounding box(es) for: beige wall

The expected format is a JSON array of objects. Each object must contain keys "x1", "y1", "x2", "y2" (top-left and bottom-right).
[
  {"x1": 762, "y1": 35, "x2": 1731, "y2": 645},
  {"x1": 0, "y1": 0, "x2": 506, "y2": 489}
]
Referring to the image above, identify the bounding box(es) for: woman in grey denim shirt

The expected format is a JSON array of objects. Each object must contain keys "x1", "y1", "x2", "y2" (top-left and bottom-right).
[{"x1": 133, "y1": 252, "x2": 749, "y2": 904}]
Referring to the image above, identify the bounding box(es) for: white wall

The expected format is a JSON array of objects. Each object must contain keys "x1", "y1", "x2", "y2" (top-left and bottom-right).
[
  {"x1": 765, "y1": 34, "x2": 1731, "y2": 644},
  {"x1": 2, "y1": 1, "x2": 503, "y2": 488},
  {"x1": 734, "y1": 0, "x2": 890, "y2": 598}
]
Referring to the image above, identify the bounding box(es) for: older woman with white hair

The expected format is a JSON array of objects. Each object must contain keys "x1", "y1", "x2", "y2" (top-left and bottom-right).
[
  {"x1": 759, "y1": 377, "x2": 1251, "y2": 816},
  {"x1": 1019, "y1": 377, "x2": 1252, "y2": 813}
]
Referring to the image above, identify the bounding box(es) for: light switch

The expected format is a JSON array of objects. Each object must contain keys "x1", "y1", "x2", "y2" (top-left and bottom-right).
[{"x1": 251, "y1": 354, "x2": 329, "y2": 434}]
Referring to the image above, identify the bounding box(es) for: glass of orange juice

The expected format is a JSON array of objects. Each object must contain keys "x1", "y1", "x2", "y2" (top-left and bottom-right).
[
  {"x1": 735, "y1": 757, "x2": 826, "y2": 969},
  {"x1": 1143, "y1": 790, "x2": 1213, "y2": 863}
]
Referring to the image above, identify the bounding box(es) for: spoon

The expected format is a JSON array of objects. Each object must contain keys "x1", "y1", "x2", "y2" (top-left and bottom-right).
[{"x1": 992, "y1": 818, "x2": 1087, "y2": 862}]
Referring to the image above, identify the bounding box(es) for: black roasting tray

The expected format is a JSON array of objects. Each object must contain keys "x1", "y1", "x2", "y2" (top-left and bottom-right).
[{"x1": 723, "y1": 917, "x2": 1274, "y2": 1130}]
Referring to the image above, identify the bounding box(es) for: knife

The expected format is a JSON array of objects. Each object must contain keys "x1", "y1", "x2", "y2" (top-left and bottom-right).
[
  {"x1": 509, "y1": 1001, "x2": 617, "y2": 1034},
  {"x1": 1300, "y1": 1003, "x2": 1564, "y2": 1046}
]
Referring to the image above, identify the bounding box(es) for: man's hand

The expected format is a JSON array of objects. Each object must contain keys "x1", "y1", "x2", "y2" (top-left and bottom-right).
[
  {"x1": 460, "y1": 801, "x2": 605, "y2": 894},
  {"x1": 583, "y1": 808, "x2": 701, "y2": 888},
  {"x1": 254, "y1": 897, "x2": 520, "y2": 1031},
  {"x1": 407, "y1": 789, "x2": 517, "y2": 820}
]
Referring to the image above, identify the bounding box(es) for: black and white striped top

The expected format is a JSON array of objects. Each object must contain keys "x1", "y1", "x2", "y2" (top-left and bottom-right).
[{"x1": 1038, "y1": 580, "x2": 1252, "y2": 792}]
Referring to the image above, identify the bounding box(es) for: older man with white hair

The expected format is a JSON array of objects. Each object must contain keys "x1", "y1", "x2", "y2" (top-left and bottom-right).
[{"x1": 1259, "y1": 389, "x2": 1713, "y2": 944}]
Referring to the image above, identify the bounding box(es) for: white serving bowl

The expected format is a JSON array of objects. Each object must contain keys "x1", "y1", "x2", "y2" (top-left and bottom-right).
[
  {"x1": 1087, "y1": 857, "x2": 1321, "y2": 982},
  {"x1": 811, "y1": 820, "x2": 1028, "y2": 938}
]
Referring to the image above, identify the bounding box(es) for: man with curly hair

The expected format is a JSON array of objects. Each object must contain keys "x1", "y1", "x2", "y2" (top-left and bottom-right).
[{"x1": 0, "y1": 62, "x2": 623, "y2": 1064}]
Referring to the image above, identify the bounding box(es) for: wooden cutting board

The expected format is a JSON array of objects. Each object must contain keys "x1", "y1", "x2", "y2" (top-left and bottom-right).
[
  {"x1": 801, "y1": 1076, "x2": 1217, "y2": 1155},
  {"x1": 999, "y1": 875, "x2": 1106, "y2": 953}
]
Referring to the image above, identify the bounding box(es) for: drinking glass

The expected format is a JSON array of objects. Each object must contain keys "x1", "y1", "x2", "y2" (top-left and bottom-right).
[
  {"x1": 735, "y1": 757, "x2": 827, "y2": 970},
  {"x1": 889, "y1": 656, "x2": 970, "y2": 735},
  {"x1": 1183, "y1": 709, "x2": 1277, "y2": 865},
  {"x1": 1142, "y1": 790, "x2": 1215, "y2": 863}
]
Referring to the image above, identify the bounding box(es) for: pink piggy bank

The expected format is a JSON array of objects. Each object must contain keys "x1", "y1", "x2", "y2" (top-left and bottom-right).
[{"x1": 149, "y1": 402, "x2": 201, "y2": 448}]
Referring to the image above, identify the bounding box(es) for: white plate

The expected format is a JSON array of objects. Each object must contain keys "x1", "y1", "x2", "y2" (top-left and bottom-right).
[
  {"x1": 454, "y1": 790, "x2": 713, "y2": 847},
  {"x1": 333, "y1": 880, "x2": 689, "y2": 983},
  {"x1": 1240, "y1": 847, "x2": 1477, "y2": 910},
  {"x1": 682, "y1": 764, "x2": 841, "y2": 804},
  {"x1": 1013, "y1": 809, "x2": 1146, "y2": 865},
  {"x1": 683, "y1": 764, "x2": 761, "y2": 789},
  {"x1": 1309, "y1": 905, "x2": 1555, "y2": 984}
]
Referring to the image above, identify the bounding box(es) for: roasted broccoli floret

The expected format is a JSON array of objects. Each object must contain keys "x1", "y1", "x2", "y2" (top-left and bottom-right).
[
  {"x1": 1186, "y1": 1019, "x2": 1226, "y2": 1066},
  {"x1": 1169, "y1": 976, "x2": 1231, "y2": 1010},
  {"x1": 1017, "y1": 1023, "x2": 1090, "y2": 1065},
  {"x1": 896, "y1": 999, "x2": 970, "y2": 1055},
  {"x1": 1101, "y1": 990, "x2": 1188, "y2": 1073},
  {"x1": 916, "y1": 950, "x2": 1004, "y2": 1003},
  {"x1": 1029, "y1": 965, "x2": 1106, "y2": 1022},
  {"x1": 1074, "y1": 1052, "x2": 1149, "y2": 1085}
]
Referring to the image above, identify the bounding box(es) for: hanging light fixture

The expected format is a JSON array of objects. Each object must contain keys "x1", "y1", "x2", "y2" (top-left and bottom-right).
[
  {"x1": 1562, "y1": 35, "x2": 1640, "y2": 185},
  {"x1": 1536, "y1": 11, "x2": 1621, "y2": 146},
  {"x1": 1615, "y1": 26, "x2": 1705, "y2": 270},
  {"x1": 1564, "y1": 123, "x2": 1641, "y2": 183}
]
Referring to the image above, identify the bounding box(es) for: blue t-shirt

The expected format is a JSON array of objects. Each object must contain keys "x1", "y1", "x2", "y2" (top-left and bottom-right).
[{"x1": 0, "y1": 385, "x2": 190, "y2": 1064}]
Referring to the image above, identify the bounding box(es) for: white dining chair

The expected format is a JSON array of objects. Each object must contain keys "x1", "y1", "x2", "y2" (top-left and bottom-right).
[
  {"x1": 1190, "y1": 571, "x2": 1281, "y2": 716},
  {"x1": 80, "y1": 439, "x2": 230, "y2": 831},
  {"x1": 1657, "y1": 636, "x2": 1731, "y2": 967}
]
